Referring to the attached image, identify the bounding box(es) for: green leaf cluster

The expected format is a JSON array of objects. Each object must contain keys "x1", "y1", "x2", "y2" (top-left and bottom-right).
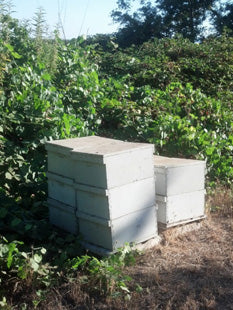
[{"x1": 68, "y1": 243, "x2": 137, "y2": 297}]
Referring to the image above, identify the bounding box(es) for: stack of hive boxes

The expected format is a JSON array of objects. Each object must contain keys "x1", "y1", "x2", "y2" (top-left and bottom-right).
[
  {"x1": 154, "y1": 156, "x2": 206, "y2": 229},
  {"x1": 45, "y1": 136, "x2": 108, "y2": 234},
  {"x1": 46, "y1": 136, "x2": 158, "y2": 254}
]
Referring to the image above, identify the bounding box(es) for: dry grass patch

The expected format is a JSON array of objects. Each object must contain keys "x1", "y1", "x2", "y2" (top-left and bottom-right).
[{"x1": 4, "y1": 186, "x2": 233, "y2": 310}]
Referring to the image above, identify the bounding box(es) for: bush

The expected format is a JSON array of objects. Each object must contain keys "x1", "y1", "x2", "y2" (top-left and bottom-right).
[{"x1": 0, "y1": 38, "x2": 102, "y2": 205}]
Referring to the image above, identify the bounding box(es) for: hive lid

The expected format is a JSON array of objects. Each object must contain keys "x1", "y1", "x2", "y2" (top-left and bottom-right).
[
  {"x1": 71, "y1": 140, "x2": 154, "y2": 163},
  {"x1": 154, "y1": 155, "x2": 205, "y2": 168},
  {"x1": 45, "y1": 136, "x2": 114, "y2": 156}
]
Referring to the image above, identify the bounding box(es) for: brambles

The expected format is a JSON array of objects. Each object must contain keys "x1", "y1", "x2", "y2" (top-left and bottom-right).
[{"x1": 0, "y1": 2, "x2": 232, "y2": 308}]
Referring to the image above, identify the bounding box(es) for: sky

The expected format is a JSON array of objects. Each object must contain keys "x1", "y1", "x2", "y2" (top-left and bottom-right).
[{"x1": 11, "y1": 0, "x2": 124, "y2": 39}]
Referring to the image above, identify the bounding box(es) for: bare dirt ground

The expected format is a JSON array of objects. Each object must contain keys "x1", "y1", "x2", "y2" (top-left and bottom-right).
[{"x1": 41, "y1": 189, "x2": 233, "y2": 310}]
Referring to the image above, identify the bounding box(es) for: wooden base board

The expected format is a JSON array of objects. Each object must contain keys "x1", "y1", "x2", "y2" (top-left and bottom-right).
[{"x1": 158, "y1": 215, "x2": 206, "y2": 234}]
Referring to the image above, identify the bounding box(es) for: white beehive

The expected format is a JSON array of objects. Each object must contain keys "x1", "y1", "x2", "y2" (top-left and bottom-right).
[
  {"x1": 45, "y1": 136, "x2": 158, "y2": 253},
  {"x1": 154, "y1": 155, "x2": 206, "y2": 229},
  {"x1": 47, "y1": 198, "x2": 78, "y2": 234},
  {"x1": 77, "y1": 206, "x2": 158, "y2": 253},
  {"x1": 154, "y1": 156, "x2": 205, "y2": 196},
  {"x1": 71, "y1": 141, "x2": 154, "y2": 189},
  {"x1": 157, "y1": 190, "x2": 206, "y2": 228}
]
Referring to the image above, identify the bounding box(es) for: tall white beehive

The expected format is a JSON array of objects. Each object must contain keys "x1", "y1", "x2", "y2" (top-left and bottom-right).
[
  {"x1": 45, "y1": 136, "x2": 158, "y2": 254},
  {"x1": 154, "y1": 156, "x2": 206, "y2": 228}
]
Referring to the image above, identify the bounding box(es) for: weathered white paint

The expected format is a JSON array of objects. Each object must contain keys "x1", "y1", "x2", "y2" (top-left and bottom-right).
[
  {"x1": 154, "y1": 156, "x2": 205, "y2": 196},
  {"x1": 71, "y1": 144, "x2": 154, "y2": 189},
  {"x1": 47, "y1": 172, "x2": 75, "y2": 207},
  {"x1": 46, "y1": 136, "x2": 120, "y2": 178},
  {"x1": 77, "y1": 206, "x2": 158, "y2": 251},
  {"x1": 75, "y1": 177, "x2": 156, "y2": 219},
  {"x1": 157, "y1": 190, "x2": 205, "y2": 227},
  {"x1": 47, "y1": 198, "x2": 78, "y2": 234}
]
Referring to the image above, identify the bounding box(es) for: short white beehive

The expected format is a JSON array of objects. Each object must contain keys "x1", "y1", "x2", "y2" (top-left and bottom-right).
[
  {"x1": 154, "y1": 156, "x2": 206, "y2": 228},
  {"x1": 154, "y1": 156, "x2": 205, "y2": 196}
]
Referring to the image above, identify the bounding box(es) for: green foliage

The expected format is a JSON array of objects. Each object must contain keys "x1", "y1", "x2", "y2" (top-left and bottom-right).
[
  {"x1": 0, "y1": 4, "x2": 232, "y2": 307},
  {"x1": 97, "y1": 80, "x2": 233, "y2": 184},
  {"x1": 145, "y1": 83, "x2": 233, "y2": 184},
  {"x1": 99, "y1": 35, "x2": 233, "y2": 101},
  {"x1": 0, "y1": 236, "x2": 50, "y2": 285},
  {"x1": 69, "y1": 244, "x2": 137, "y2": 297},
  {"x1": 0, "y1": 38, "x2": 101, "y2": 204}
]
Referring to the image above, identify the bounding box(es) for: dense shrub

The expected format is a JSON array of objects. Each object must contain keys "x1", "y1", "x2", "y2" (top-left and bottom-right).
[
  {"x1": 0, "y1": 39, "x2": 101, "y2": 204},
  {"x1": 98, "y1": 82, "x2": 233, "y2": 184},
  {"x1": 98, "y1": 35, "x2": 233, "y2": 102},
  {"x1": 0, "y1": 7, "x2": 232, "y2": 213}
]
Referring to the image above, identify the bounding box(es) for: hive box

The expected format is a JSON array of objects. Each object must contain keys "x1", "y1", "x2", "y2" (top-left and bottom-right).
[
  {"x1": 75, "y1": 177, "x2": 155, "y2": 219},
  {"x1": 77, "y1": 206, "x2": 157, "y2": 253},
  {"x1": 157, "y1": 190, "x2": 206, "y2": 228},
  {"x1": 47, "y1": 172, "x2": 75, "y2": 207},
  {"x1": 46, "y1": 136, "x2": 118, "y2": 178},
  {"x1": 71, "y1": 141, "x2": 154, "y2": 189},
  {"x1": 47, "y1": 198, "x2": 78, "y2": 234},
  {"x1": 154, "y1": 156, "x2": 205, "y2": 196}
]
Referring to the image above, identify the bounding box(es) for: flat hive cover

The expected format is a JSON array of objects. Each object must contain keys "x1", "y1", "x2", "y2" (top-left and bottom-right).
[
  {"x1": 154, "y1": 155, "x2": 205, "y2": 168},
  {"x1": 45, "y1": 136, "x2": 117, "y2": 154},
  {"x1": 72, "y1": 140, "x2": 153, "y2": 157},
  {"x1": 70, "y1": 139, "x2": 154, "y2": 165}
]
